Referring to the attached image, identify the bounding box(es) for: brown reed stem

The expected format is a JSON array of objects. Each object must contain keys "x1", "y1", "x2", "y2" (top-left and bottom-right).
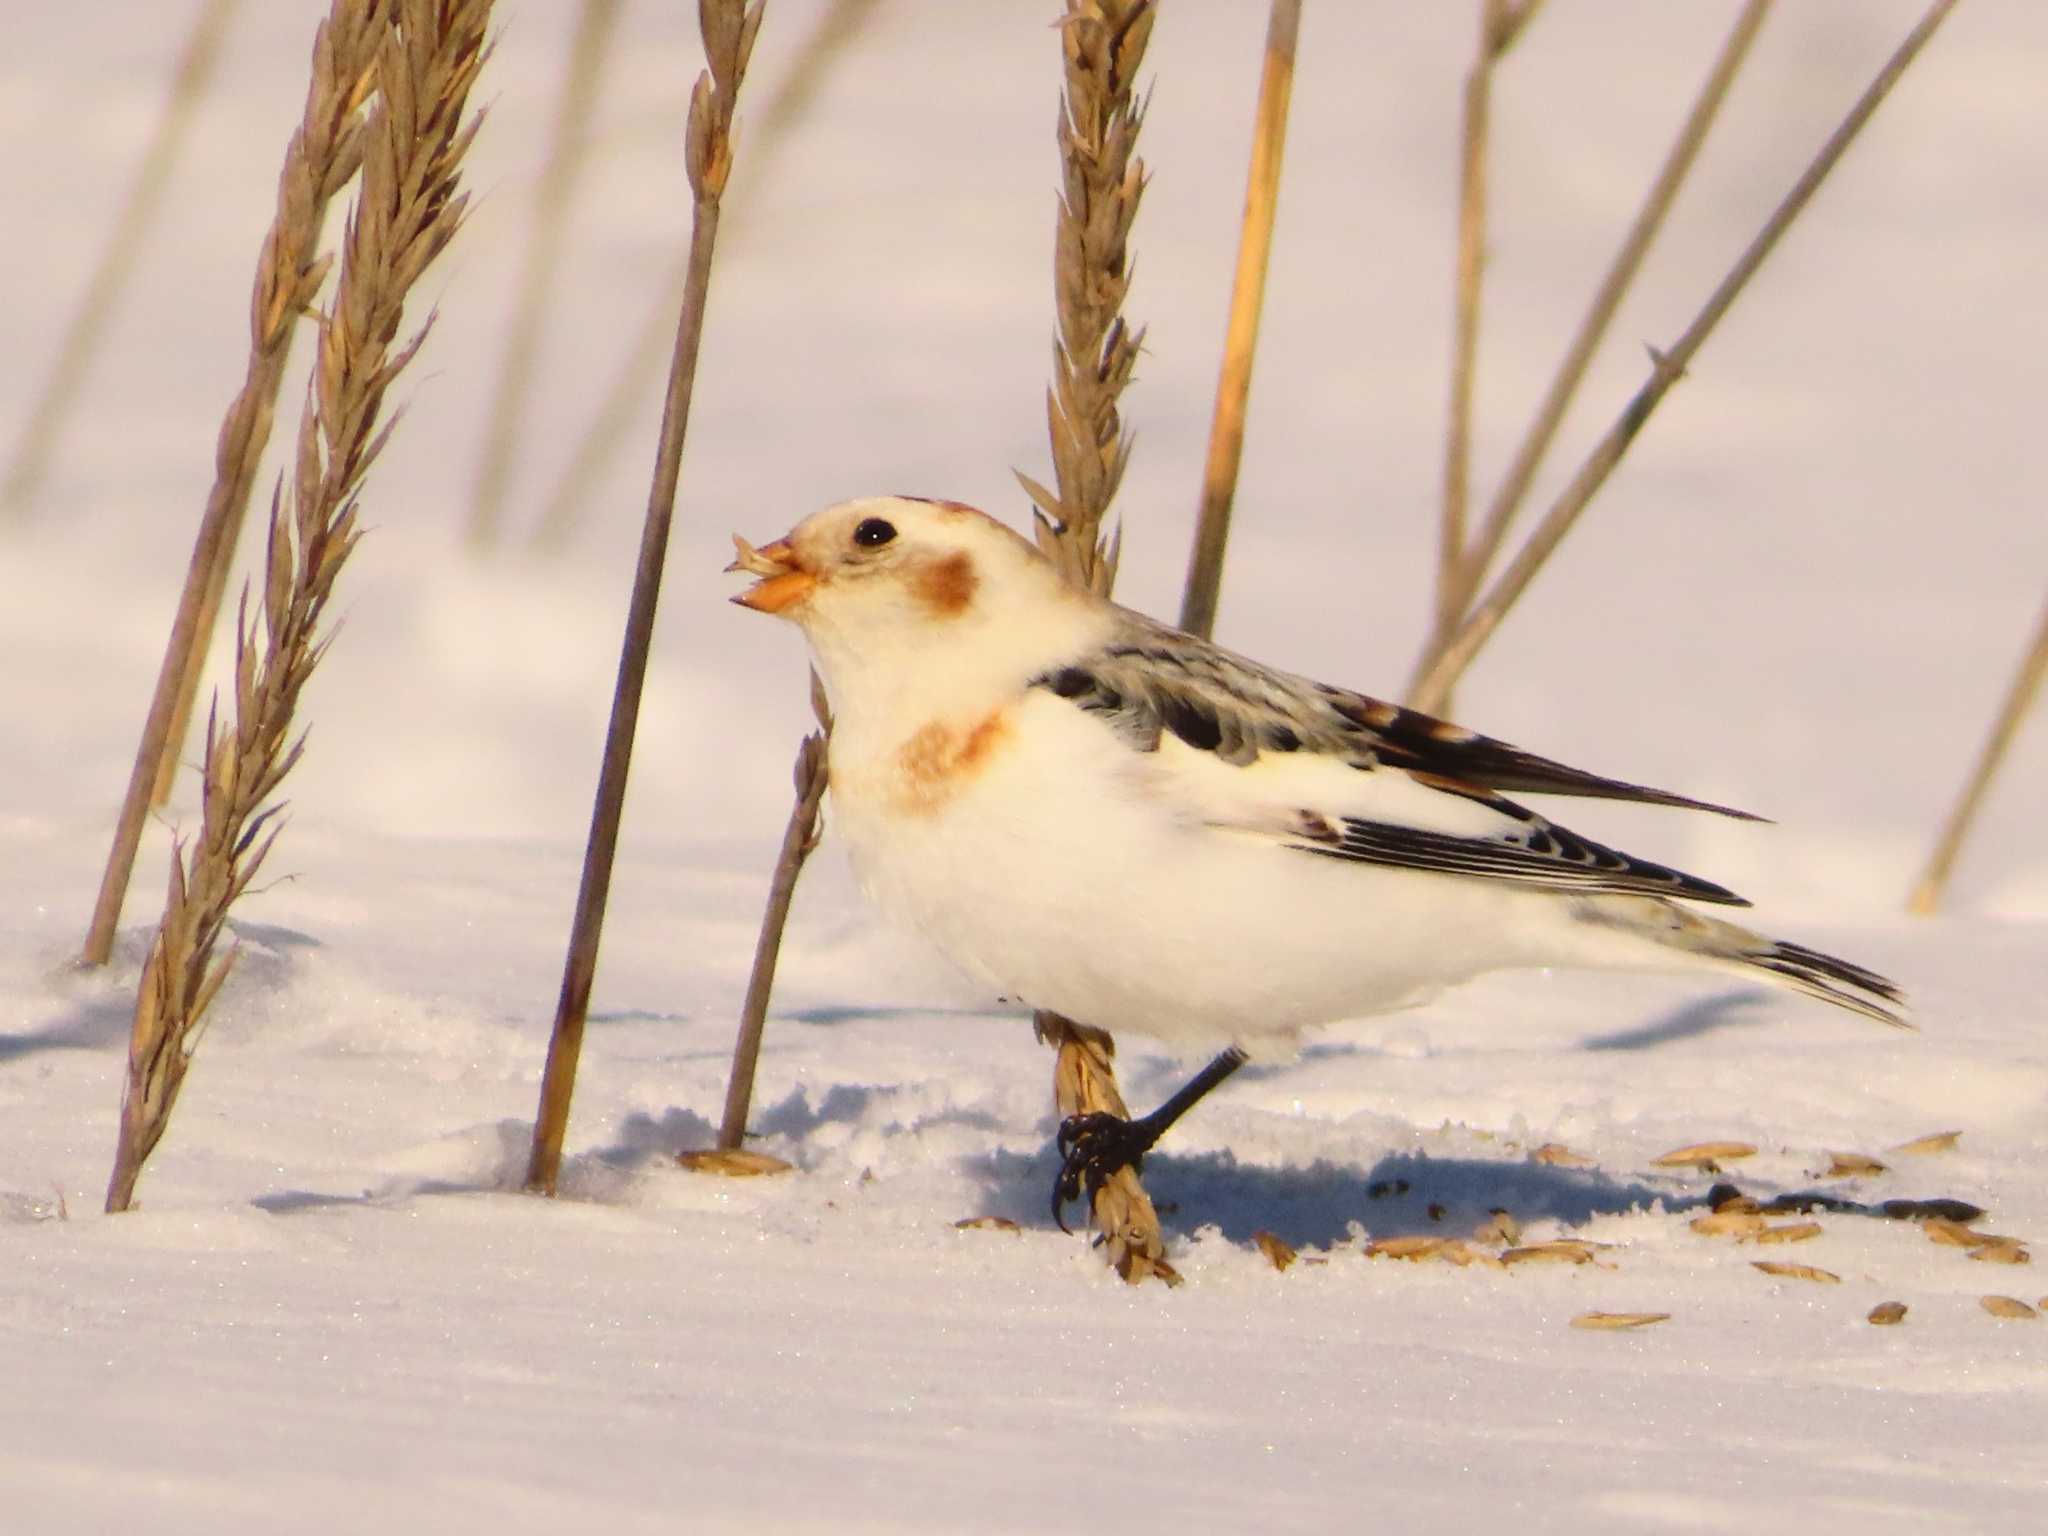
[
  {"x1": 717, "y1": 675, "x2": 830, "y2": 1150},
  {"x1": 466, "y1": 0, "x2": 622, "y2": 551},
  {"x1": 525, "y1": 0, "x2": 766, "y2": 1197},
  {"x1": 531, "y1": 0, "x2": 878, "y2": 550},
  {"x1": 1177, "y1": 0, "x2": 1299, "y2": 643},
  {"x1": 1408, "y1": 0, "x2": 1959, "y2": 712},
  {"x1": 2, "y1": 0, "x2": 244, "y2": 521},
  {"x1": 84, "y1": 0, "x2": 390, "y2": 965},
  {"x1": 107, "y1": 0, "x2": 494, "y2": 1211},
  {"x1": 1908, "y1": 593, "x2": 2048, "y2": 914},
  {"x1": 1431, "y1": 0, "x2": 1510, "y2": 665},
  {"x1": 1410, "y1": 0, "x2": 1769, "y2": 711}
]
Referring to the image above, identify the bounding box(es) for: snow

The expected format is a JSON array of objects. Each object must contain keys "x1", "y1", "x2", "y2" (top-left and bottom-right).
[{"x1": 4, "y1": 3, "x2": 2046, "y2": 1532}]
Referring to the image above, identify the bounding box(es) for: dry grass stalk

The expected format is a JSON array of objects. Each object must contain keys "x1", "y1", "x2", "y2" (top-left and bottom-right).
[
  {"x1": 132, "y1": 2, "x2": 387, "y2": 837},
  {"x1": 1176, "y1": 0, "x2": 1300, "y2": 641},
  {"x1": 1413, "y1": 0, "x2": 1770, "y2": 709},
  {"x1": 466, "y1": 0, "x2": 623, "y2": 550},
  {"x1": 524, "y1": 0, "x2": 766, "y2": 1197},
  {"x1": 1428, "y1": 0, "x2": 1541, "y2": 668},
  {"x1": 1408, "y1": 0, "x2": 1961, "y2": 711},
  {"x1": 1012, "y1": 0, "x2": 1165, "y2": 1283},
  {"x1": 715, "y1": 672, "x2": 830, "y2": 1151},
  {"x1": 105, "y1": 0, "x2": 494, "y2": 1212},
  {"x1": 88, "y1": 0, "x2": 382, "y2": 957},
  {"x1": 532, "y1": 0, "x2": 883, "y2": 549},
  {"x1": 1, "y1": 0, "x2": 244, "y2": 520},
  {"x1": 1908, "y1": 593, "x2": 2048, "y2": 913}
]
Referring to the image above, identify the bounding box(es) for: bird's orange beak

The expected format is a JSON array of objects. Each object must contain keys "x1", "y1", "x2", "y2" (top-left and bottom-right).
[{"x1": 727, "y1": 533, "x2": 815, "y2": 615}]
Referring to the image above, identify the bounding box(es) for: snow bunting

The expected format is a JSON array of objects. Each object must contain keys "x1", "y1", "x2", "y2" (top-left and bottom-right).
[{"x1": 729, "y1": 496, "x2": 1904, "y2": 1219}]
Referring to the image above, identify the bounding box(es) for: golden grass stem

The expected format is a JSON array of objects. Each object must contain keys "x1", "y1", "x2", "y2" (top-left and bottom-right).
[
  {"x1": 466, "y1": 0, "x2": 622, "y2": 551},
  {"x1": 150, "y1": 6, "x2": 396, "y2": 814},
  {"x1": 1412, "y1": 0, "x2": 1771, "y2": 708},
  {"x1": 717, "y1": 678, "x2": 830, "y2": 1150},
  {"x1": 1014, "y1": 0, "x2": 1167, "y2": 1282},
  {"x1": 531, "y1": 0, "x2": 881, "y2": 550},
  {"x1": 1908, "y1": 594, "x2": 2048, "y2": 913},
  {"x1": 107, "y1": 0, "x2": 495, "y2": 1210},
  {"x1": 1177, "y1": 0, "x2": 1300, "y2": 643},
  {"x1": 1, "y1": 0, "x2": 243, "y2": 520},
  {"x1": 525, "y1": 0, "x2": 766, "y2": 1197},
  {"x1": 85, "y1": 0, "x2": 390, "y2": 964},
  {"x1": 1408, "y1": 0, "x2": 1959, "y2": 714}
]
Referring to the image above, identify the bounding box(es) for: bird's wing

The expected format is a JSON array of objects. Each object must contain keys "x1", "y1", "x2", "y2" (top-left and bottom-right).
[{"x1": 1030, "y1": 611, "x2": 1752, "y2": 907}]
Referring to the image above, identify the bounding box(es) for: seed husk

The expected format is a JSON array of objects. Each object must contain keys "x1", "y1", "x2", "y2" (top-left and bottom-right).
[
  {"x1": 1571, "y1": 1311, "x2": 1669, "y2": 1331},
  {"x1": 1690, "y1": 1211, "x2": 1769, "y2": 1239},
  {"x1": 1822, "y1": 1152, "x2": 1887, "y2": 1178},
  {"x1": 1891, "y1": 1130, "x2": 1962, "y2": 1156},
  {"x1": 1867, "y1": 1301, "x2": 1908, "y2": 1325},
  {"x1": 1533, "y1": 1143, "x2": 1595, "y2": 1168},
  {"x1": 1502, "y1": 1240, "x2": 1603, "y2": 1267},
  {"x1": 1980, "y1": 1295, "x2": 2037, "y2": 1320},
  {"x1": 676, "y1": 1149, "x2": 794, "y2": 1176},
  {"x1": 1253, "y1": 1229, "x2": 1297, "y2": 1272},
  {"x1": 1367, "y1": 1235, "x2": 1448, "y2": 1262},
  {"x1": 1967, "y1": 1240, "x2": 2031, "y2": 1266},
  {"x1": 1652, "y1": 1141, "x2": 1757, "y2": 1170},
  {"x1": 953, "y1": 1216, "x2": 1020, "y2": 1233},
  {"x1": 1754, "y1": 1221, "x2": 1824, "y2": 1245},
  {"x1": 1751, "y1": 1261, "x2": 1840, "y2": 1284}
]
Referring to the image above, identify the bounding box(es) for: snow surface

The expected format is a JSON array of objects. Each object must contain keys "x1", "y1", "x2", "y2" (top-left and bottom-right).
[{"x1": 4, "y1": 3, "x2": 2046, "y2": 1532}]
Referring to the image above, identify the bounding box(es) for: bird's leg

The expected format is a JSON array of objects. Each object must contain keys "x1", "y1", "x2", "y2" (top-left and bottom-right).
[{"x1": 1052, "y1": 1046, "x2": 1249, "y2": 1231}]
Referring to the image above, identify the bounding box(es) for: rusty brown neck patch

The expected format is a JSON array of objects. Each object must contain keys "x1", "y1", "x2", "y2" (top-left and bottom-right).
[{"x1": 913, "y1": 551, "x2": 978, "y2": 618}]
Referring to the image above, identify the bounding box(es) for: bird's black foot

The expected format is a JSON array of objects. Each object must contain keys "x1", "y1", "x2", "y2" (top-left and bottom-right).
[{"x1": 1051, "y1": 1111, "x2": 1158, "y2": 1233}]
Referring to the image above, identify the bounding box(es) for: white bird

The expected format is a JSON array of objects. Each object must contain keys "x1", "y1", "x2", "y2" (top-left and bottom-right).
[{"x1": 728, "y1": 495, "x2": 1905, "y2": 1219}]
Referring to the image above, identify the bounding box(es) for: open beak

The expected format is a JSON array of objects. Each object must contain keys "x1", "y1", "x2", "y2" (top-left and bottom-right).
[{"x1": 727, "y1": 533, "x2": 815, "y2": 615}]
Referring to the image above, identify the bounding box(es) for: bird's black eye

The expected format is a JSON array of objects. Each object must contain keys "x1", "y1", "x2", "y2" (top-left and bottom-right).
[{"x1": 853, "y1": 517, "x2": 897, "y2": 549}]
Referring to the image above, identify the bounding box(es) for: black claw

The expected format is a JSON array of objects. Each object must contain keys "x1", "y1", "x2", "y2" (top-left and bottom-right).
[{"x1": 1050, "y1": 1111, "x2": 1151, "y2": 1232}]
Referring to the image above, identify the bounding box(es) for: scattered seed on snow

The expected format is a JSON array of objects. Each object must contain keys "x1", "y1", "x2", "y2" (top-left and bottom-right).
[
  {"x1": 1752, "y1": 1261, "x2": 1840, "y2": 1284},
  {"x1": 1652, "y1": 1141, "x2": 1757, "y2": 1170},
  {"x1": 1253, "y1": 1230, "x2": 1297, "y2": 1272},
  {"x1": 1980, "y1": 1296, "x2": 2037, "y2": 1320},
  {"x1": 1867, "y1": 1301, "x2": 1908, "y2": 1325},
  {"x1": 1891, "y1": 1130, "x2": 1963, "y2": 1156},
  {"x1": 1571, "y1": 1312, "x2": 1669, "y2": 1331},
  {"x1": 1822, "y1": 1152, "x2": 1887, "y2": 1178},
  {"x1": 1753, "y1": 1221, "x2": 1824, "y2": 1245},
  {"x1": 675, "y1": 1149, "x2": 794, "y2": 1177}
]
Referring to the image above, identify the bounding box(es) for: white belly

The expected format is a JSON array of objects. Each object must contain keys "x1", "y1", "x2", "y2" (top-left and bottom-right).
[{"x1": 828, "y1": 692, "x2": 1562, "y2": 1050}]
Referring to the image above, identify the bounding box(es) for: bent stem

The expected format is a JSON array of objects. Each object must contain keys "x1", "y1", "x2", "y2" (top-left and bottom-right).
[
  {"x1": 1409, "y1": 0, "x2": 1960, "y2": 713},
  {"x1": 1412, "y1": 0, "x2": 1771, "y2": 707},
  {"x1": 718, "y1": 679, "x2": 830, "y2": 1150}
]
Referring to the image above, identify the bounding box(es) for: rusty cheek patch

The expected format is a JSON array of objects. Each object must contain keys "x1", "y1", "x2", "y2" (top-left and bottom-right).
[
  {"x1": 893, "y1": 710, "x2": 1010, "y2": 812},
  {"x1": 912, "y1": 551, "x2": 978, "y2": 617}
]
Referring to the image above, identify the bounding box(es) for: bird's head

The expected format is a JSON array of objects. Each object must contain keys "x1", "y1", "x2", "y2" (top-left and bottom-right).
[{"x1": 729, "y1": 496, "x2": 1102, "y2": 718}]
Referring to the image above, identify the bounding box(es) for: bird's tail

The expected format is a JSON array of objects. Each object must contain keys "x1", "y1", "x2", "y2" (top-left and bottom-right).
[{"x1": 1569, "y1": 895, "x2": 1908, "y2": 1029}]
